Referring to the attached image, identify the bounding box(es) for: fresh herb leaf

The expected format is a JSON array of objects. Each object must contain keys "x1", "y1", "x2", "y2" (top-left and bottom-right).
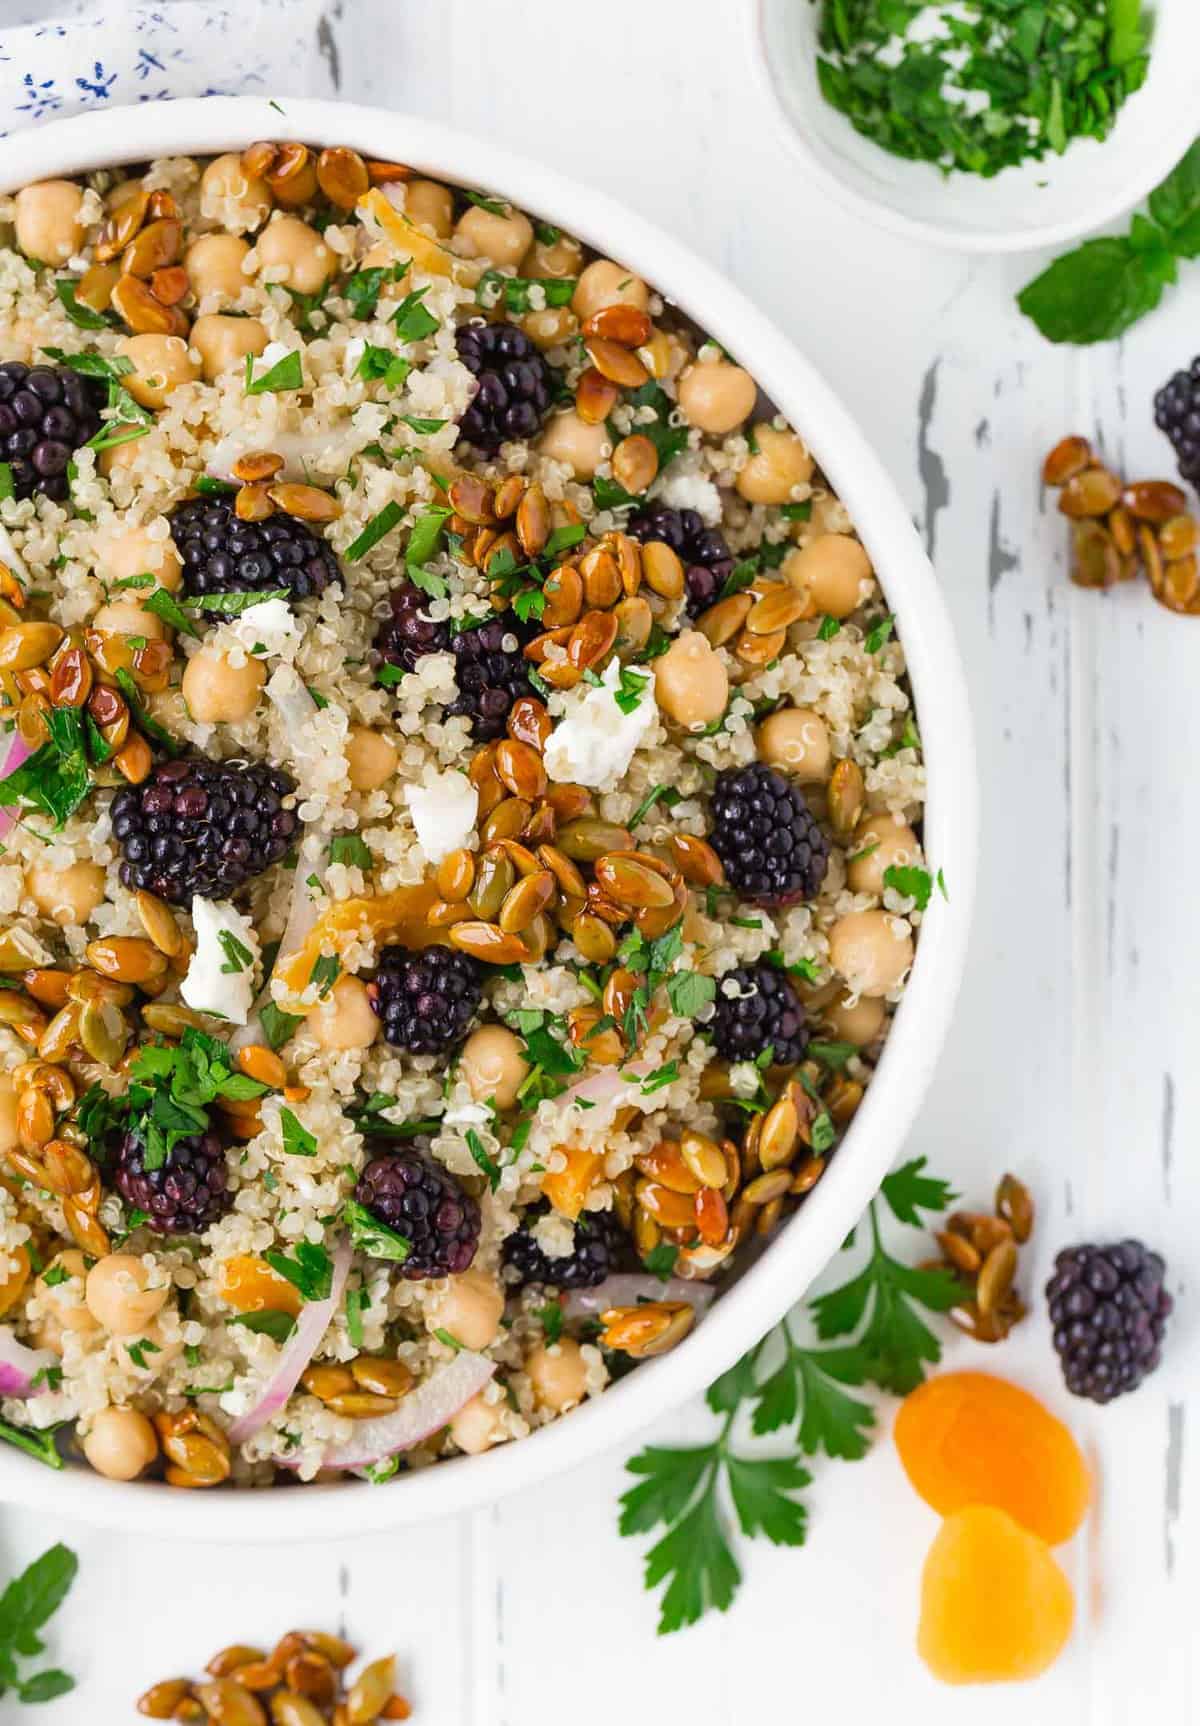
[
  {"x1": 642, "y1": 1241, "x2": 680, "y2": 1281},
  {"x1": 0, "y1": 706, "x2": 91, "y2": 829},
  {"x1": 54, "y1": 278, "x2": 115, "y2": 330},
  {"x1": 228, "y1": 1310, "x2": 297, "y2": 1343},
  {"x1": 864, "y1": 616, "x2": 894, "y2": 654},
  {"x1": 817, "y1": 614, "x2": 841, "y2": 641},
  {"x1": 309, "y1": 954, "x2": 340, "y2": 999},
  {"x1": 0, "y1": 1541, "x2": 77, "y2": 1700},
  {"x1": 345, "y1": 1285, "x2": 367, "y2": 1349},
  {"x1": 1017, "y1": 232, "x2": 1173, "y2": 345},
  {"x1": 433, "y1": 1327, "x2": 464, "y2": 1351},
  {"x1": 125, "y1": 1337, "x2": 162, "y2": 1370},
  {"x1": 263, "y1": 1241, "x2": 333, "y2": 1303},
  {"x1": 465, "y1": 1127, "x2": 502, "y2": 1191},
  {"x1": 477, "y1": 269, "x2": 576, "y2": 315},
  {"x1": 343, "y1": 1197, "x2": 410, "y2": 1264},
  {"x1": 217, "y1": 928, "x2": 254, "y2": 975},
  {"x1": 0, "y1": 1417, "x2": 64, "y2": 1469},
  {"x1": 345, "y1": 499, "x2": 403, "y2": 563},
  {"x1": 536, "y1": 1300, "x2": 564, "y2": 1345},
  {"x1": 329, "y1": 834, "x2": 371, "y2": 869},
  {"x1": 665, "y1": 972, "x2": 716, "y2": 1020},
  {"x1": 245, "y1": 349, "x2": 303, "y2": 395},
  {"x1": 345, "y1": 264, "x2": 403, "y2": 321},
  {"x1": 114, "y1": 668, "x2": 178, "y2": 755},
  {"x1": 392, "y1": 287, "x2": 439, "y2": 343},
  {"x1": 356, "y1": 344, "x2": 412, "y2": 391},
  {"x1": 879, "y1": 1156, "x2": 957, "y2": 1228},
  {"x1": 183, "y1": 587, "x2": 288, "y2": 618},
  {"x1": 260, "y1": 1000, "x2": 303, "y2": 1052},
  {"x1": 883, "y1": 863, "x2": 933, "y2": 911},
  {"x1": 280, "y1": 1108, "x2": 317, "y2": 1157}
]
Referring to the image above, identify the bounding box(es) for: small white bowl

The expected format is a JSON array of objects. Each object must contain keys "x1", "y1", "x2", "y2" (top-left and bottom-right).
[
  {"x1": 0, "y1": 96, "x2": 976, "y2": 1540},
  {"x1": 749, "y1": 0, "x2": 1200, "y2": 254}
]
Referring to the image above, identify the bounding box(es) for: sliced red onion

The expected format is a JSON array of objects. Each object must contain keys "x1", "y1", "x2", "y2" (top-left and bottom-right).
[
  {"x1": 0, "y1": 733, "x2": 31, "y2": 844},
  {"x1": 230, "y1": 829, "x2": 327, "y2": 1054},
  {"x1": 321, "y1": 1351, "x2": 495, "y2": 1472},
  {"x1": 226, "y1": 1236, "x2": 351, "y2": 1446},
  {"x1": 0, "y1": 524, "x2": 31, "y2": 587},
  {"x1": 561, "y1": 1059, "x2": 652, "y2": 1114},
  {"x1": 0, "y1": 1326, "x2": 56, "y2": 1398},
  {"x1": 563, "y1": 1275, "x2": 717, "y2": 1320},
  {"x1": 207, "y1": 429, "x2": 365, "y2": 487}
]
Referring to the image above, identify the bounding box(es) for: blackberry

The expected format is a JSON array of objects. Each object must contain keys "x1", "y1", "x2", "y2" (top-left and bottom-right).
[
  {"x1": 456, "y1": 321, "x2": 558, "y2": 452},
  {"x1": 445, "y1": 614, "x2": 532, "y2": 739},
  {"x1": 628, "y1": 503, "x2": 734, "y2": 616},
  {"x1": 111, "y1": 757, "x2": 299, "y2": 906},
  {"x1": 375, "y1": 592, "x2": 531, "y2": 741},
  {"x1": 355, "y1": 1148, "x2": 480, "y2": 1279},
  {"x1": 375, "y1": 580, "x2": 450, "y2": 674},
  {"x1": 710, "y1": 960, "x2": 808, "y2": 1067},
  {"x1": 1046, "y1": 1240, "x2": 1173, "y2": 1404},
  {"x1": 1154, "y1": 359, "x2": 1200, "y2": 489},
  {"x1": 113, "y1": 1124, "x2": 230, "y2": 1236},
  {"x1": 709, "y1": 763, "x2": 828, "y2": 907},
  {"x1": 502, "y1": 1204, "x2": 626, "y2": 1290},
  {"x1": 170, "y1": 494, "x2": 339, "y2": 610},
  {"x1": 0, "y1": 361, "x2": 104, "y2": 503},
  {"x1": 367, "y1": 946, "x2": 482, "y2": 1054}
]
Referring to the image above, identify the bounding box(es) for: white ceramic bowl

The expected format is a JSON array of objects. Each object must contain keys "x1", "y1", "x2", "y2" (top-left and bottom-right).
[
  {"x1": 749, "y1": 0, "x2": 1200, "y2": 254},
  {"x1": 0, "y1": 97, "x2": 976, "y2": 1540}
]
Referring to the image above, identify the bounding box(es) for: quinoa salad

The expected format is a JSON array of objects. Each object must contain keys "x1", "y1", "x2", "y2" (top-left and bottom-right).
[{"x1": 0, "y1": 141, "x2": 927, "y2": 1490}]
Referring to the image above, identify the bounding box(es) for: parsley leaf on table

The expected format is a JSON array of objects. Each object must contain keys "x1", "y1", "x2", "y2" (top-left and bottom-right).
[{"x1": 0, "y1": 1542, "x2": 78, "y2": 1704}]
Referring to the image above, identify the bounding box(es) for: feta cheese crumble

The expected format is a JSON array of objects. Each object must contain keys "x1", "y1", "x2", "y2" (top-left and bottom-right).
[
  {"x1": 214, "y1": 598, "x2": 301, "y2": 663},
  {"x1": 180, "y1": 896, "x2": 262, "y2": 1025},
  {"x1": 404, "y1": 767, "x2": 479, "y2": 863},
  {"x1": 544, "y1": 658, "x2": 659, "y2": 790}
]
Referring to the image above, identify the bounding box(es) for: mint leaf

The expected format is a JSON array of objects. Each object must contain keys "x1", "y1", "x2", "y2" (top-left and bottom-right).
[
  {"x1": 1017, "y1": 234, "x2": 1170, "y2": 345},
  {"x1": 1148, "y1": 139, "x2": 1200, "y2": 254}
]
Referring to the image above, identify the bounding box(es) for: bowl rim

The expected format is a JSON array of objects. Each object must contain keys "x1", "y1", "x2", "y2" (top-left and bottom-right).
[
  {"x1": 0, "y1": 95, "x2": 977, "y2": 1541},
  {"x1": 745, "y1": 0, "x2": 1200, "y2": 256}
]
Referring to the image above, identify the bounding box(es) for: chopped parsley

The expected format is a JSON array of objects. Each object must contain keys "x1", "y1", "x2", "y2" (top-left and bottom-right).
[
  {"x1": 883, "y1": 864, "x2": 934, "y2": 912},
  {"x1": 345, "y1": 499, "x2": 404, "y2": 564},
  {"x1": 433, "y1": 1327, "x2": 464, "y2": 1352},
  {"x1": 260, "y1": 1000, "x2": 304, "y2": 1052},
  {"x1": 345, "y1": 1285, "x2": 367, "y2": 1350},
  {"x1": 356, "y1": 344, "x2": 412, "y2": 391},
  {"x1": 477, "y1": 269, "x2": 576, "y2": 315},
  {"x1": 345, "y1": 263, "x2": 404, "y2": 321},
  {"x1": 110, "y1": 1028, "x2": 267, "y2": 1173},
  {"x1": 217, "y1": 929, "x2": 254, "y2": 975},
  {"x1": 392, "y1": 286, "x2": 439, "y2": 343},
  {"x1": 125, "y1": 1337, "x2": 162, "y2": 1370},
  {"x1": 329, "y1": 834, "x2": 372, "y2": 869},
  {"x1": 817, "y1": 615, "x2": 841, "y2": 641},
  {"x1": 228, "y1": 1310, "x2": 297, "y2": 1343},
  {"x1": 343, "y1": 1197, "x2": 411, "y2": 1264},
  {"x1": 244, "y1": 349, "x2": 303, "y2": 396},
  {"x1": 864, "y1": 615, "x2": 894, "y2": 654},
  {"x1": 465, "y1": 1127, "x2": 502, "y2": 1191},
  {"x1": 309, "y1": 954, "x2": 341, "y2": 999},
  {"x1": 280, "y1": 1108, "x2": 317, "y2": 1157},
  {"x1": 54, "y1": 277, "x2": 116, "y2": 330},
  {"x1": 263, "y1": 1241, "x2": 334, "y2": 1303}
]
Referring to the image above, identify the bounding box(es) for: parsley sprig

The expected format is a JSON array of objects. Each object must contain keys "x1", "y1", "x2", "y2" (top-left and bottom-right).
[
  {"x1": 0, "y1": 1542, "x2": 78, "y2": 1705},
  {"x1": 620, "y1": 1157, "x2": 959, "y2": 1633},
  {"x1": 91, "y1": 1028, "x2": 267, "y2": 1176}
]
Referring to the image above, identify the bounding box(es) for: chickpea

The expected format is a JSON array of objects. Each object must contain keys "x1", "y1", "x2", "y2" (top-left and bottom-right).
[
  {"x1": 403, "y1": 179, "x2": 454, "y2": 238},
  {"x1": 521, "y1": 307, "x2": 578, "y2": 351},
  {"x1": 454, "y1": 203, "x2": 533, "y2": 269},
  {"x1": 521, "y1": 232, "x2": 584, "y2": 281},
  {"x1": 200, "y1": 152, "x2": 272, "y2": 233},
  {"x1": 0, "y1": 1079, "x2": 18, "y2": 1156},
  {"x1": 82, "y1": 1405, "x2": 158, "y2": 1482},
  {"x1": 737, "y1": 424, "x2": 814, "y2": 506},
  {"x1": 430, "y1": 1268, "x2": 505, "y2": 1352},
  {"x1": 538, "y1": 410, "x2": 609, "y2": 478},
  {"x1": 449, "y1": 1390, "x2": 508, "y2": 1455},
  {"x1": 182, "y1": 644, "x2": 266, "y2": 724},
  {"x1": 97, "y1": 523, "x2": 182, "y2": 595},
  {"x1": 677, "y1": 361, "x2": 757, "y2": 436},
  {"x1": 116, "y1": 333, "x2": 200, "y2": 410},
  {"x1": 15, "y1": 180, "x2": 85, "y2": 265},
  {"x1": 26, "y1": 858, "x2": 106, "y2": 926},
  {"x1": 185, "y1": 232, "x2": 251, "y2": 303},
  {"x1": 756, "y1": 706, "x2": 830, "y2": 781},
  {"x1": 91, "y1": 598, "x2": 167, "y2": 640},
  {"x1": 254, "y1": 214, "x2": 336, "y2": 295},
  {"x1": 822, "y1": 989, "x2": 885, "y2": 1047},
  {"x1": 572, "y1": 259, "x2": 650, "y2": 322},
  {"x1": 32, "y1": 1250, "x2": 100, "y2": 1354},
  {"x1": 654, "y1": 630, "x2": 728, "y2": 729},
  {"x1": 310, "y1": 974, "x2": 380, "y2": 1052},
  {"x1": 458, "y1": 1024, "x2": 529, "y2": 1112},
  {"x1": 85, "y1": 1253, "x2": 169, "y2": 1337},
  {"x1": 344, "y1": 725, "x2": 398, "y2": 792},
  {"x1": 190, "y1": 313, "x2": 267, "y2": 383},
  {"x1": 783, "y1": 534, "x2": 871, "y2": 621},
  {"x1": 828, "y1": 909, "x2": 913, "y2": 998},
  {"x1": 526, "y1": 1337, "x2": 588, "y2": 1413},
  {"x1": 846, "y1": 811, "x2": 921, "y2": 897}
]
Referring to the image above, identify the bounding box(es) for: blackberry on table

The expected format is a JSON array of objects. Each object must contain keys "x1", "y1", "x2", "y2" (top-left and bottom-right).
[
  {"x1": 367, "y1": 946, "x2": 481, "y2": 1054},
  {"x1": 709, "y1": 763, "x2": 829, "y2": 907},
  {"x1": 0, "y1": 361, "x2": 104, "y2": 503},
  {"x1": 502, "y1": 1204, "x2": 627, "y2": 1291},
  {"x1": 1154, "y1": 359, "x2": 1200, "y2": 490},
  {"x1": 710, "y1": 960, "x2": 809, "y2": 1068},
  {"x1": 456, "y1": 321, "x2": 558, "y2": 452},
  {"x1": 113, "y1": 1124, "x2": 230, "y2": 1236},
  {"x1": 111, "y1": 757, "x2": 298, "y2": 906},
  {"x1": 355, "y1": 1148, "x2": 480, "y2": 1279},
  {"x1": 1046, "y1": 1240, "x2": 1172, "y2": 1404},
  {"x1": 170, "y1": 494, "x2": 339, "y2": 609},
  {"x1": 628, "y1": 503, "x2": 734, "y2": 616}
]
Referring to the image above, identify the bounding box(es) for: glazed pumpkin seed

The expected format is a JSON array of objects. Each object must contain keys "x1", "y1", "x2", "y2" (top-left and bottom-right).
[
  {"x1": 612, "y1": 435, "x2": 658, "y2": 498},
  {"x1": 205, "y1": 1647, "x2": 267, "y2": 1680},
  {"x1": 467, "y1": 849, "x2": 516, "y2": 920},
  {"x1": 85, "y1": 936, "x2": 168, "y2": 985},
  {"x1": 827, "y1": 758, "x2": 865, "y2": 838},
  {"x1": 613, "y1": 594, "x2": 653, "y2": 655},
  {"x1": 0, "y1": 992, "x2": 47, "y2": 1044},
  {"x1": 137, "y1": 1677, "x2": 196, "y2": 1717},
  {"x1": 576, "y1": 546, "x2": 621, "y2": 610},
  {"x1": 745, "y1": 584, "x2": 810, "y2": 636},
  {"x1": 21, "y1": 968, "x2": 70, "y2": 1010},
  {"x1": 448, "y1": 921, "x2": 531, "y2": 965},
  {"x1": 498, "y1": 869, "x2": 556, "y2": 935},
  {"x1": 514, "y1": 482, "x2": 549, "y2": 557},
  {"x1": 697, "y1": 593, "x2": 753, "y2": 647},
  {"x1": 976, "y1": 1238, "x2": 1019, "y2": 1317},
  {"x1": 135, "y1": 889, "x2": 184, "y2": 957},
  {"x1": 575, "y1": 365, "x2": 620, "y2": 424},
  {"x1": 480, "y1": 795, "x2": 532, "y2": 844},
  {"x1": 636, "y1": 1178, "x2": 698, "y2": 1228},
  {"x1": 536, "y1": 843, "x2": 586, "y2": 899},
  {"x1": 0, "y1": 621, "x2": 64, "y2": 671},
  {"x1": 269, "y1": 1694, "x2": 325, "y2": 1726},
  {"x1": 680, "y1": 1129, "x2": 728, "y2": 1189},
  {"x1": 324, "y1": 1391, "x2": 400, "y2": 1419},
  {"x1": 0, "y1": 927, "x2": 50, "y2": 974},
  {"x1": 347, "y1": 1657, "x2": 396, "y2": 1726},
  {"x1": 639, "y1": 540, "x2": 685, "y2": 600},
  {"x1": 349, "y1": 1356, "x2": 414, "y2": 1398},
  {"x1": 636, "y1": 1141, "x2": 702, "y2": 1196},
  {"x1": 540, "y1": 563, "x2": 583, "y2": 630},
  {"x1": 995, "y1": 1172, "x2": 1034, "y2": 1243},
  {"x1": 742, "y1": 1168, "x2": 792, "y2": 1207},
  {"x1": 48, "y1": 644, "x2": 93, "y2": 707},
  {"x1": 593, "y1": 851, "x2": 676, "y2": 910},
  {"x1": 434, "y1": 847, "x2": 475, "y2": 903},
  {"x1": 1042, "y1": 435, "x2": 1092, "y2": 487},
  {"x1": 758, "y1": 1094, "x2": 800, "y2": 1171},
  {"x1": 495, "y1": 737, "x2": 547, "y2": 801},
  {"x1": 570, "y1": 911, "x2": 617, "y2": 964},
  {"x1": 556, "y1": 818, "x2": 632, "y2": 862},
  {"x1": 17, "y1": 1085, "x2": 54, "y2": 1150},
  {"x1": 506, "y1": 696, "x2": 552, "y2": 756},
  {"x1": 195, "y1": 1680, "x2": 267, "y2": 1726},
  {"x1": 669, "y1": 833, "x2": 723, "y2": 887},
  {"x1": 268, "y1": 483, "x2": 340, "y2": 524},
  {"x1": 1058, "y1": 466, "x2": 1121, "y2": 519}
]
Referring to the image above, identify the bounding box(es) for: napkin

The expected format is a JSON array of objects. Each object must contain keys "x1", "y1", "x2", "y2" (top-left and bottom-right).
[{"x1": 0, "y1": 0, "x2": 333, "y2": 136}]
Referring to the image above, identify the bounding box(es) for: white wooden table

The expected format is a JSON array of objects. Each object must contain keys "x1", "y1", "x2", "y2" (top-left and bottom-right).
[{"x1": 0, "y1": 2, "x2": 1196, "y2": 1720}]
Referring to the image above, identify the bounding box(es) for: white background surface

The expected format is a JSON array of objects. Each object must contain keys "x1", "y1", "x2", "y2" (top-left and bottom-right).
[{"x1": 0, "y1": 2, "x2": 1196, "y2": 1721}]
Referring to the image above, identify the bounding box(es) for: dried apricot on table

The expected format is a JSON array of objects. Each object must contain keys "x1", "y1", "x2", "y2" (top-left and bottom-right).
[
  {"x1": 918, "y1": 1506, "x2": 1074, "y2": 1685},
  {"x1": 895, "y1": 1371, "x2": 1090, "y2": 1546}
]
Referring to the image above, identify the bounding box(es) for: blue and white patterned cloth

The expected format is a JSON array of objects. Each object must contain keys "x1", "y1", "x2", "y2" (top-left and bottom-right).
[{"x1": 0, "y1": 0, "x2": 332, "y2": 136}]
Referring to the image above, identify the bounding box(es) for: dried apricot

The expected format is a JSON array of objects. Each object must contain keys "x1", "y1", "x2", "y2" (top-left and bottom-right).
[
  {"x1": 895, "y1": 1371, "x2": 1090, "y2": 1546},
  {"x1": 918, "y1": 1506, "x2": 1074, "y2": 1684},
  {"x1": 542, "y1": 1145, "x2": 603, "y2": 1219}
]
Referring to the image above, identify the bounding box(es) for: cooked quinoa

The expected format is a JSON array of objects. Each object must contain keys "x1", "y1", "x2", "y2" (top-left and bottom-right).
[{"x1": 0, "y1": 143, "x2": 926, "y2": 1490}]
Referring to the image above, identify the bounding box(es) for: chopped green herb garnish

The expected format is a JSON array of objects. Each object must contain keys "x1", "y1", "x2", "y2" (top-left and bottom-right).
[
  {"x1": 280, "y1": 1108, "x2": 317, "y2": 1157},
  {"x1": 244, "y1": 349, "x2": 303, "y2": 396},
  {"x1": 629, "y1": 783, "x2": 681, "y2": 831},
  {"x1": 465, "y1": 1127, "x2": 502, "y2": 1191},
  {"x1": 263, "y1": 1241, "x2": 333, "y2": 1303},
  {"x1": 309, "y1": 954, "x2": 341, "y2": 999},
  {"x1": 864, "y1": 616, "x2": 894, "y2": 654},
  {"x1": 261, "y1": 1000, "x2": 304, "y2": 1052},
  {"x1": 217, "y1": 928, "x2": 254, "y2": 975},
  {"x1": 329, "y1": 834, "x2": 372, "y2": 869},
  {"x1": 343, "y1": 1197, "x2": 411, "y2": 1264},
  {"x1": 228, "y1": 1310, "x2": 297, "y2": 1343},
  {"x1": 392, "y1": 286, "x2": 439, "y2": 343}
]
